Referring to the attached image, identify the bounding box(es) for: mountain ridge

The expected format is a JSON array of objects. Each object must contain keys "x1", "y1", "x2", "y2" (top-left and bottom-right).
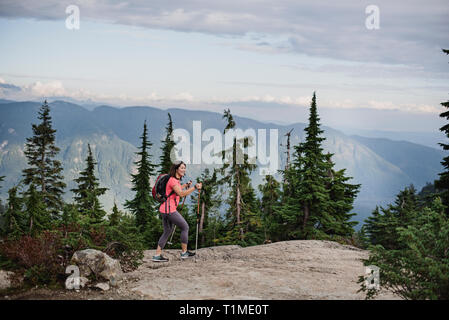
[{"x1": 0, "y1": 100, "x2": 444, "y2": 224}]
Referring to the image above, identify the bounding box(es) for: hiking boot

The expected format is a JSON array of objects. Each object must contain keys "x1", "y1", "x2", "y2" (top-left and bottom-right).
[
  {"x1": 152, "y1": 254, "x2": 169, "y2": 262},
  {"x1": 180, "y1": 250, "x2": 195, "y2": 259}
]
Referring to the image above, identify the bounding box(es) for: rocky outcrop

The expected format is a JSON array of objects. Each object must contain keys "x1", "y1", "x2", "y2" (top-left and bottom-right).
[
  {"x1": 71, "y1": 249, "x2": 123, "y2": 286},
  {"x1": 125, "y1": 240, "x2": 400, "y2": 300}
]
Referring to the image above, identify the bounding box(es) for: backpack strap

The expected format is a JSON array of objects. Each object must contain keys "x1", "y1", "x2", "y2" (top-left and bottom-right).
[{"x1": 165, "y1": 189, "x2": 175, "y2": 214}]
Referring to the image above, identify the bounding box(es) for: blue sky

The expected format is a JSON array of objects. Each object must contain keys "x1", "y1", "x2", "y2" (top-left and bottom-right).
[{"x1": 0, "y1": 0, "x2": 448, "y2": 131}]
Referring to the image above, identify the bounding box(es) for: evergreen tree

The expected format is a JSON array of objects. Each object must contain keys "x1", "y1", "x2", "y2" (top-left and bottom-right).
[
  {"x1": 22, "y1": 100, "x2": 66, "y2": 217},
  {"x1": 323, "y1": 153, "x2": 360, "y2": 237},
  {"x1": 258, "y1": 174, "x2": 281, "y2": 242},
  {"x1": 105, "y1": 212, "x2": 145, "y2": 270},
  {"x1": 418, "y1": 182, "x2": 438, "y2": 207},
  {"x1": 158, "y1": 113, "x2": 176, "y2": 175},
  {"x1": 71, "y1": 143, "x2": 108, "y2": 225},
  {"x1": 364, "y1": 185, "x2": 419, "y2": 250},
  {"x1": 186, "y1": 168, "x2": 221, "y2": 247},
  {"x1": 276, "y1": 93, "x2": 359, "y2": 240},
  {"x1": 435, "y1": 49, "x2": 449, "y2": 215},
  {"x1": 275, "y1": 164, "x2": 304, "y2": 240},
  {"x1": 360, "y1": 197, "x2": 449, "y2": 300},
  {"x1": 2, "y1": 186, "x2": 25, "y2": 239},
  {"x1": 275, "y1": 93, "x2": 332, "y2": 239},
  {"x1": 295, "y1": 93, "x2": 333, "y2": 238},
  {"x1": 24, "y1": 183, "x2": 50, "y2": 236},
  {"x1": 124, "y1": 121, "x2": 159, "y2": 246},
  {"x1": 109, "y1": 201, "x2": 122, "y2": 227},
  {"x1": 218, "y1": 109, "x2": 262, "y2": 245},
  {"x1": 0, "y1": 176, "x2": 5, "y2": 224},
  {"x1": 60, "y1": 203, "x2": 80, "y2": 227}
]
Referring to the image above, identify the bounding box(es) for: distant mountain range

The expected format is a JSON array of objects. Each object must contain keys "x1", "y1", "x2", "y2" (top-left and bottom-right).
[{"x1": 0, "y1": 100, "x2": 445, "y2": 227}]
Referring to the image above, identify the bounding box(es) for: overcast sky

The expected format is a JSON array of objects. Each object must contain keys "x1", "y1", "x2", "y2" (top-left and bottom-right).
[{"x1": 0, "y1": 0, "x2": 448, "y2": 131}]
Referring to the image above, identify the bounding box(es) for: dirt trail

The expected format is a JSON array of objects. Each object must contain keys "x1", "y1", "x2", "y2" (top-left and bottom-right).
[{"x1": 2, "y1": 240, "x2": 399, "y2": 300}]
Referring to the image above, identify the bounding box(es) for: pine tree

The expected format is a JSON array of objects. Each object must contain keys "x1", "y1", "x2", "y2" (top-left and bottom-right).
[
  {"x1": 258, "y1": 174, "x2": 281, "y2": 242},
  {"x1": 275, "y1": 164, "x2": 304, "y2": 240},
  {"x1": 109, "y1": 201, "x2": 122, "y2": 227},
  {"x1": 2, "y1": 186, "x2": 25, "y2": 239},
  {"x1": 240, "y1": 180, "x2": 264, "y2": 245},
  {"x1": 435, "y1": 49, "x2": 449, "y2": 215},
  {"x1": 276, "y1": 93, "x2": 332, "y2": 239},
  {"x1": 124, "y1": 121, "x2": 159, "y2": 246},
  {"x1": 296, "y1": 93, "x2": 333, "y2": 238},
  {"x1": 360, "y1": 197, "x2": 449, "y2": 300},
  {"x1": 0, "y1": 175, "x2": 5, "y2": 222},
  {"x1": 61, "y1": 203, "x2": 80, "y2": 227},
  {"x1": 24, "y1": 183, "x2": 50, "y2": 236},
  {"x1": 276, "y1": 93, "x2": 359, "y2": 240},
  {"x1": 186, "y1": 168, "x2": 221, "y2": 247},
  {"x1": 22, "y1": 100, "x2": 66, "y2": 217},
  {"x1": 71, "y1": 143, "x2": 108, "y2": 225},
  {"x1": 364, "y1": 185, "x2": 419, "y2": 250},
  {"x1": 323, "y1": 153, "x2": 360, "y2": 237},
  {"x1": 158, "y1": 113, "x2": 176, "y2": 175},
  {"x1": 218, "y1": 109, "x2": 262, "y2": 245}
]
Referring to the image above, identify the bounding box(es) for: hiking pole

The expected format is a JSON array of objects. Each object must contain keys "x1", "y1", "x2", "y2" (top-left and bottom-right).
[{"x1": 195, "y1": 187, "x2": 201, "y2": 263}]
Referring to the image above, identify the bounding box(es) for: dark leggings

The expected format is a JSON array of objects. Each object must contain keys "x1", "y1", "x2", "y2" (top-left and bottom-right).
[{"x1": 157, "y1": 211, "x2": 189, "y2": 249}]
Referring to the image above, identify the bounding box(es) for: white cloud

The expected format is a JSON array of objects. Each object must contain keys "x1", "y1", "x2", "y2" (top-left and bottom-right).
[
  {"x1": 367, "y1": 100, "x2": 442, "y2": 114},
  {"x1": 0, "y1": 78, "x2": 442, "y2": 116},
  {"x1": 26, "y1": 81, "x2": 67, "y2": 97}
]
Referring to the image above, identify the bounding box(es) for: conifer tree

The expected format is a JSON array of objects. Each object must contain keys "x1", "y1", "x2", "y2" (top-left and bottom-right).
[
  {"x1": 275, "y1": 164, "x2": 303, "y2": 240},
  {"x1": 295, "y1": 93, "x2": 333, "y2": 238},
  {"x1": 71, "y1": 143, "x2": 108, "y2": 225},
  {"x1": 0, "y1": 175, "x2": 5, "y2": 219},
  {"x1": 435, "y1": 49, "x2": 449, "y2": 215},
  {"x1": 323, "y1": 153, "x2": 360, "y2": 237},
  {"x1": 24, "y1": 183, "x2": 50, "y2": 236},
  {"x1": 158, "y1": 113, "x2": 176, "y2": 175},
  {"x1": 2, "y1": 186, "x2": 25, "y2": 238},
  {"x1": 218, "y1": 109, "x2": 261, "y2": 245},
  {"x1": 258, "y1": 174, "x2": 281, "y2": 241},
  {"x1": 109, "y1": 201, "x2": 122, "y2": 227},
  {"x1": 124, "y1": 121, "x2": 159, "y2": 245},
  {"x1": 364, "y1": 185, "x2": 419, "y2": 250},
  {"x1": 22, "y1": 100, "x2": 66, "y2": 217},
  {"x1": 276, "y1": 93, "x2": 332, "y2": 239},
  {"x1": 276, "y1": 93, "x2": 359, "y2": 240},
  {"x1": 61, "y1": 203, "x2": 79, "y2": 227},
  {"x1": 360, "y1": 197, "x2": 449, "y2": 300},
  {"x1": 186, "y1": 168, "x2": 221, "y2": 247}
]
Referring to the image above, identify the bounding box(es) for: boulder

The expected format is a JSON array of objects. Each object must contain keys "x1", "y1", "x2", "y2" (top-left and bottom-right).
[{"x1": 71, "y1": 249, "x2": 123, "y2": 285}]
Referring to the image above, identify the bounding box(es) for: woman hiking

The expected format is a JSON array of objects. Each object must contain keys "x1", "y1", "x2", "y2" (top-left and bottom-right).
[{"x1": 152, "y1": 160, "x2": 202, "y2": 262}]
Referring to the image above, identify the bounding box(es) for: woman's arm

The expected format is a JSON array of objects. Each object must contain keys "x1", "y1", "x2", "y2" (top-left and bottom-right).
[{"x1": 172, "y1": 183, "x2": 196, "y2": 197}]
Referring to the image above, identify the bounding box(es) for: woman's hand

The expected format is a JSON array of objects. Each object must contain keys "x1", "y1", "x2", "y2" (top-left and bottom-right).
[
  {"x1": 195, "y1": 182, "x2": 202, "y2": 190},
  {"x1": 183, "y1": 180, "x2": 192, "y2": 189}
]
